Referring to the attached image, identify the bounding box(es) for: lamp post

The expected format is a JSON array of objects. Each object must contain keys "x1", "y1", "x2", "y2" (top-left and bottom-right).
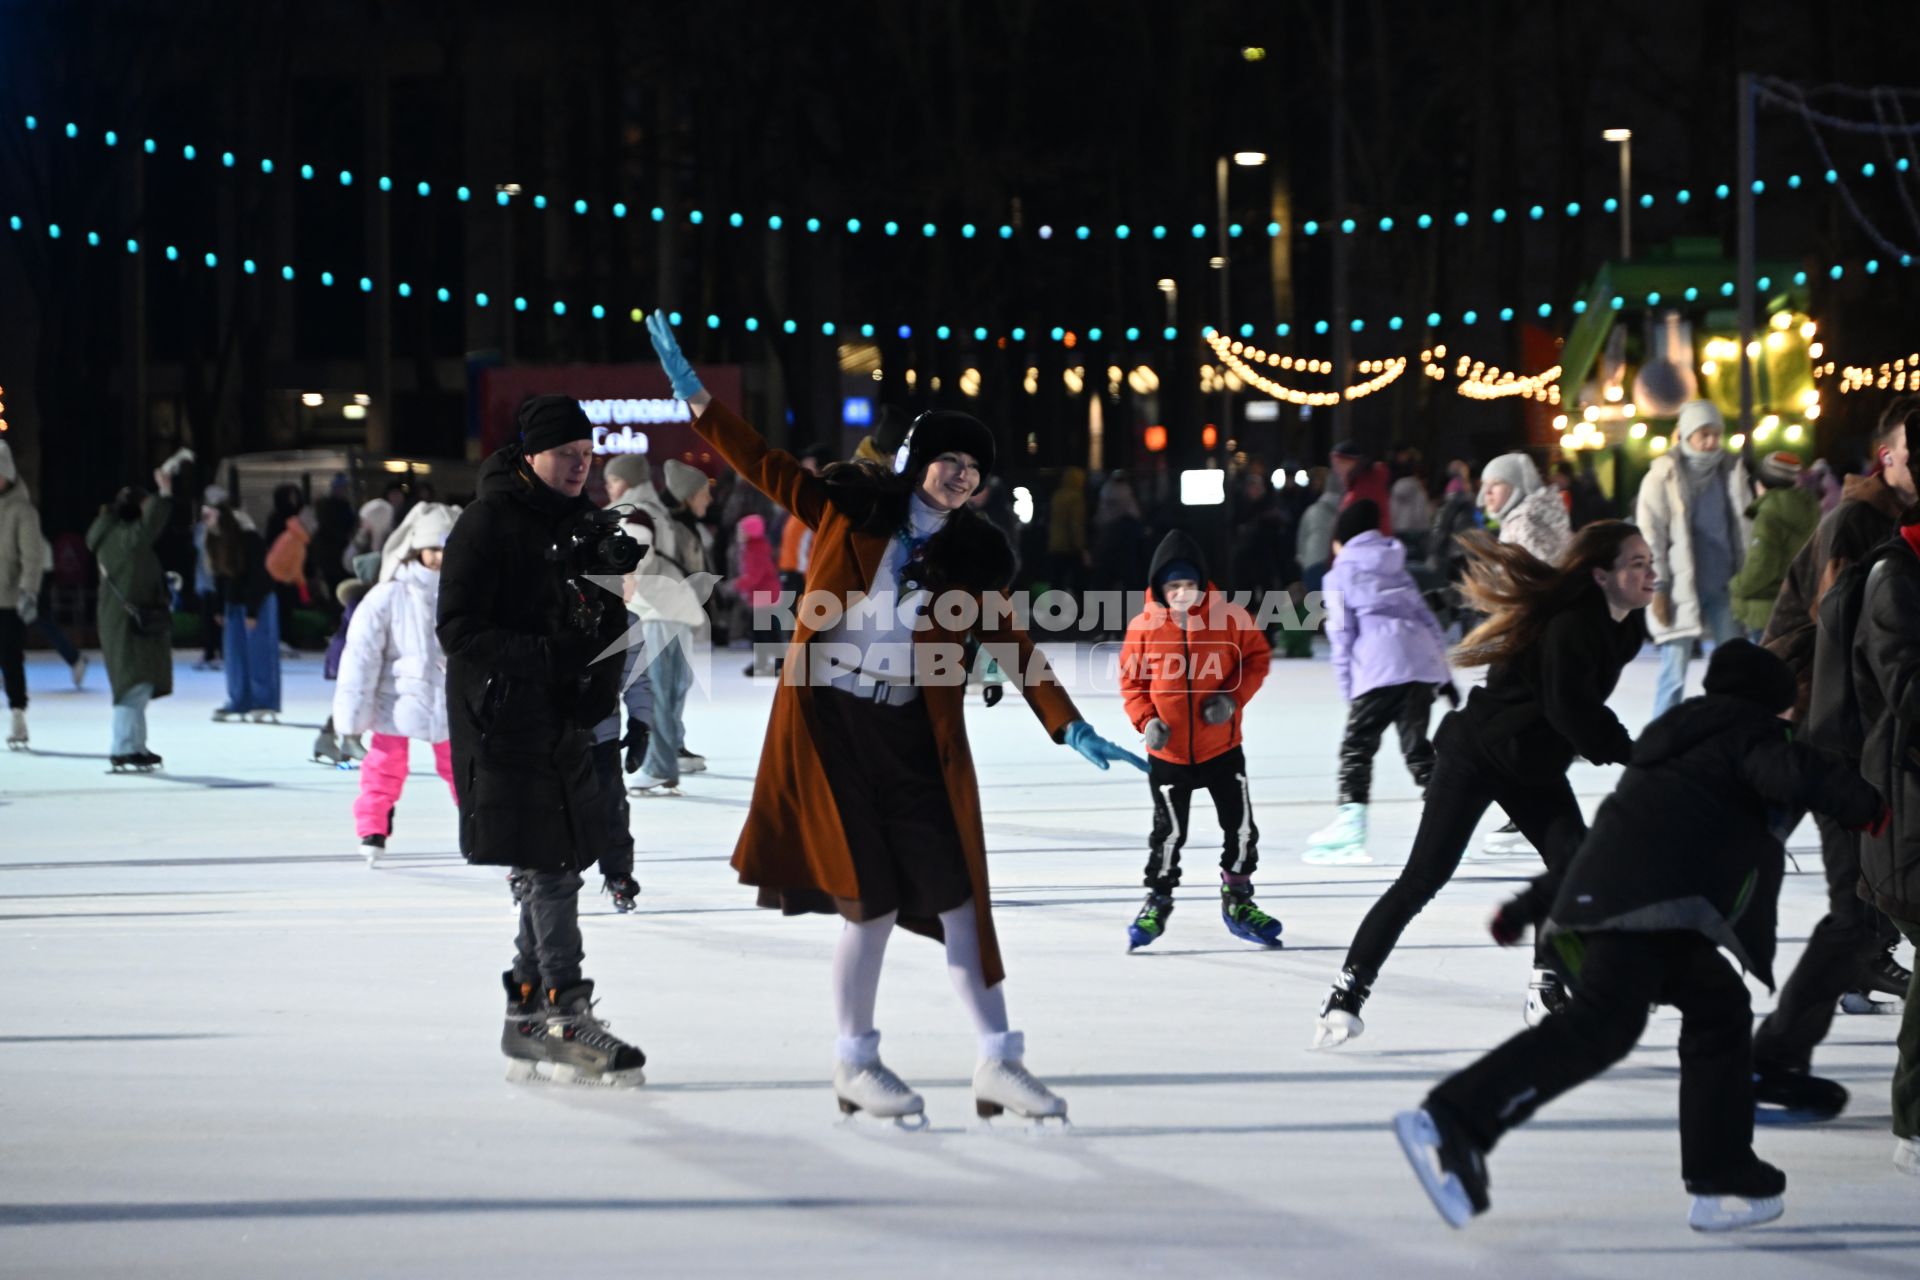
[
  {"x1": 1603, "y1": 128, "x2": 1632, "y2": 260},
  {"x1": 1214, "y1": 151, "x2": 1266, "y2": 467}
]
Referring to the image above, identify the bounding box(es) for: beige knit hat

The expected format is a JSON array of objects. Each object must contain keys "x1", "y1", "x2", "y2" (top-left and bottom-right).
[{"x1": 661, "y1": 459, "x2": 708, "y2": 505}]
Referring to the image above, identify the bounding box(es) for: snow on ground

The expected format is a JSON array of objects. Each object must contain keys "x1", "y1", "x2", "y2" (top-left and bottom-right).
[{"x1": 3, "y1": 642, "x2": 1915, "y2": 1278}]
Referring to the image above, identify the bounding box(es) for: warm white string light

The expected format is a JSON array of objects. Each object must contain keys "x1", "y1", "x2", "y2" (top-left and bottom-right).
[
  {"x1": 1205, "y1": 333, "x2": 1405, "y2": 404},
  {"x1": 1418, "y1": 345, "x2": 1561, "y2": 402}
]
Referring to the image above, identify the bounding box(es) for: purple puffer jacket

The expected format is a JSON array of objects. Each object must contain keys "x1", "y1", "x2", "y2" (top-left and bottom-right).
[
  {"x1": 323, "y1": 596, "x2": 361, "y2": 682},
  {"x1": 1324, "y1": 530, "x2": 1450, "y2": 701}
]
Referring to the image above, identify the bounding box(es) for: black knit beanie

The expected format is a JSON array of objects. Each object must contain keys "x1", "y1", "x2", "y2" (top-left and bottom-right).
[
  {"x1": 517, "y1": 395, "x2": 592, "y2": 455},
  {"x1": 1703, "y1": 639, "x2": 1797, "y2": 714},
  {"x1": 898, "y1": 410, "x2": 995, "y2": 479},
  {"x1": 1332, "y1": 498, "x2": 1381, "y2": 545}
]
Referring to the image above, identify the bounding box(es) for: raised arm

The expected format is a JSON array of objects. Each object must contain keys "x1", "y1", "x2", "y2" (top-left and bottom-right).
[{"x1": 646, "y1": 311, "x2": 827, "y2": 530}]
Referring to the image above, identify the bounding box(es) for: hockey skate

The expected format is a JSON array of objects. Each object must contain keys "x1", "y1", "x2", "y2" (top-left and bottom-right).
[
  {"x1": 1394, "y1": 1104, "x2": 1490, "y2": 1228},
  {"x1": 1477, "y1": 820, "x2": 1534, "y2": 859},
  {"x1": 504, "y1": 980, "x2": 646, "y2": 1087},
  {"x1": 7, "y1": 709, "x2": 26, "y2": 750},
  {"x1": 360, "y1": 834, "x2": 385, "y2": 868},
  {"x1": 500, "y1": 971, "x2": 546, "y2": 1071},
  {"x1": 834, "y1": 1044, "x2": 927, "y2": 1128},
  {"x1": 677, "y1": 747, "x2": 707, "y2": 774},
  {"x1": 1684, "y1": 1158, "x2": 1785, "y2": 1232},
  {"x1": 1126, "y1": 891, "x2": 1174, "y2": 951},
  {"x1": 1313, "y1": 967, "x2": 1371, "y2": 1049},
  {"x1": 108, "y1": 753, "x2": 159, "y2": 773},
  {"x1": 211, "y1": 706, "x2": 241, "y2": 722},
  {"x1": 1840, "y1": 945, "x2": 1912, "y2": 1014},
  {"x1": 973, "y1": 1034, "x2": 1068, "y2": 1126},
  {"x1": 312, "y1": 727, "x2": 364, "y2": 770},
  {"x1": 1523, "y1": 968, "x2": 1569, "y2": 1026},
  {"x1": 1303, "y1": 803, "x2": 1370, "y2": 865},
  {"x1": 246, "y1": 709, "x2": 279, "y2": 724},
  {"x1": 1752, "y1": 1065, "x2": 1848, "y2": 1123},
  {"x1": 1221, "y1": 882, "x2": 1283, "y2": 947},
  {"x1": 603, "y1": 874, "x2": 640, "y2": 913},
  {"x1": 1895, "y1": 1137, "x2": 1920, "y2": 1178}
]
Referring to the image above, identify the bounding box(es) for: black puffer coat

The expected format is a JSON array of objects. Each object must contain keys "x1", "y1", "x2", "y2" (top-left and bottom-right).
[
  {"x1": 1456, "y1": 581, "x2": 1643, "y2": 784},
  {"x1": 438, "y1": 445, "x2": 627, "y2": 871},
  {"x1": 1546, "y1": 695, "x2": 1882, "y2": 988},
  {"x1": 1855, "y1": 535, "x2": 1920, "y2": 921}
]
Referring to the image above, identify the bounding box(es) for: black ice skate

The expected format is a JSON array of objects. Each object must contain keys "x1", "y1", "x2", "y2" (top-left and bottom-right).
[
  {"x1": 500, "y1": 971, "x2": 546, "y2": 1071},
  {"x1": 1841, "y1": 944, "x2": 1913, "y2": 1014},
  {"x1": 1394, "y1": 1103, "x2": 1490, "y2": 1228},
  {"x1": 1684, "y1": 1157, "x2": 1785, "y2": 1232},
  {"x1": 1753, "y1": 1065, "x2": 1849, "y2": 1123},
  {"x1": 603, "y1": 874, "x2": 640, "y2": 913},
  {"x1": 109, "y1": 753, "x2": 160, "y2": 773},
  {"x1": 1313, "y1": 967, "x2": 1372, "y2": 1049},
  {"x1": 1523, "y1": 967, "x2": 1570, "y2": 1026},
  {"x1": 504, "y1": 980, "x2": 646, "y2": 1087}
]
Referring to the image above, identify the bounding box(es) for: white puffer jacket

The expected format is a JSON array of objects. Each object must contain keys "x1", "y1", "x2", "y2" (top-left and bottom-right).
[{"x1": 332, "y1": 561, "x2": 449, "y2": 741}]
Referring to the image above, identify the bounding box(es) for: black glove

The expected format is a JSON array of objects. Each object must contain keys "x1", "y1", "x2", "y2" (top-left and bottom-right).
[
  {"x1": 1438, "y1": 680, "x2": 1461, "y2": 709},
  {"x1": 1488, "y1": 898, "x2": 1529, "y2": 947},
  {"x1": 623, "y1": 718, "x2": 652, "y2": 774},
  {"x1": 982, "y1": 683, "x2": 1004, "y2": 708}
]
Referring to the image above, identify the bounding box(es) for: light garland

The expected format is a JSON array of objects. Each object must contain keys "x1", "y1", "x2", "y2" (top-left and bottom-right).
[
  {"x1": 1830, "y1": 352, "x2": 1920, "y2": 393},
  {"x1": 1418, "y1": 345, "x2": 1562, "y2": 402},
  {"x1": 20, "y1": 110, "x2": 1914, "y2": 248},
  {"x1": 1204, "y1": 332, "x2": 1406, "y2": 404}
]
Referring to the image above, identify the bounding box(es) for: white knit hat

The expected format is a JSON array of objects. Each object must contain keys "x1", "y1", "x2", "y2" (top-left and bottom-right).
[
  {"x1": 1478, "y1": 451, "x2": 1543, "y2": 517},
  {"x1": 1676, "y1": 399, "x2": 1725, "y2": 445},
  {"x1": 378, "y1": 502, "x2": 459, "y2": 582}
]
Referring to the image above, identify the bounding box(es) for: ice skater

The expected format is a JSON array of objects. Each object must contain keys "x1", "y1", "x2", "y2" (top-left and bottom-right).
[
  {"x1": 441, "y1": 395, "x2": 645, "y2": 1087},
  {"x1": 88, "y1": 469, "x2": 176, "y2": 771},
  {"x1": 332, "y1": 503, "x2": 461, "y2": 866},
  {"x1": 1, "y1": 440, "x2": 43, "y2": 750},
  {"x1": 1314, "y1": 521, "x2": 1653, "y2": 1048},
  {"x1": 1395, "y1": 641, "x2": 1884, "y2": 1233},
  {"x1": 645, "y1": 311, "x2": 1143, "y2": 1126},
  {"x1": 204, "y1": 502, "x2": 282, "y2": 723},
  {"x1": 1305, "y1": 499, "x2": 1451, "y2": 865},
  {"x1": 1117, "y1": 528, "x2": 1280, "y2": 949}
]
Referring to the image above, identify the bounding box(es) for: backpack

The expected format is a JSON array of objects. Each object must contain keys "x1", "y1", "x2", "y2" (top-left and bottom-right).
[{"x1": 1805, "y1": 542, "x2": 1897, "y2": 758}]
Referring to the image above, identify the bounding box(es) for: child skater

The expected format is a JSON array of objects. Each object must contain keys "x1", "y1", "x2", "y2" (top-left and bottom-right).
[
  {"x1": 1395, "y1": 640, "x2": 1885, "y2": 1233},
  {"x1": 333, "y1": 503, "x2": 461, "y2": 866},
  {"x1": 1305, "y1": 499, "x2": 1452, "y2": 865},
  {"x1": 644, "y1": 311, "x2": 1144, "y2": 1127},
  {"x1": 1118, "y1": 529, "x2": 1279, "y2": 949}
]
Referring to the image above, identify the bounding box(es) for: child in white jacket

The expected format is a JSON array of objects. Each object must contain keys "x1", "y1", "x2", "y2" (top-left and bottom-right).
[{"x1": 334, "y1": 503, "x2": 460, "y2": 865}]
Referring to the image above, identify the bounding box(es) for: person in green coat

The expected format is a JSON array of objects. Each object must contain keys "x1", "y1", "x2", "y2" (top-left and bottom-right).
[
  {"x1": 86, "y1": 468, "x2": 174, "y2": 768},
  {"x1": 1729, "y1": 451, "x2": 1820, "y2": 641}
]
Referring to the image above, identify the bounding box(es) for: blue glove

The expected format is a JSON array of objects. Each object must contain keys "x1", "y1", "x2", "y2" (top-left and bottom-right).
[
  {"x1": 645, "y1": 310, "x2": 707, "y2": 402},
  {"x1": 1064, "y1": 720, "x2": 1149, "y2": 773}
]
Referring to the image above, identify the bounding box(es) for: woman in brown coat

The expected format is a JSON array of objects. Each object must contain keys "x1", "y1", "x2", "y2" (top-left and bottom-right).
[{"x1": 647, "y1": 314, "x2": 1142, "y2": 1125}]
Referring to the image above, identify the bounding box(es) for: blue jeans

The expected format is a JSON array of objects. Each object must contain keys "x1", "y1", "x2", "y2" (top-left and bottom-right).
[
  {"x1": 1654, "y1": 589, "x2": 1741, "y2": 717},
  {"x1": 112, "y1": 681, "x2": 154, "y2": 755},
  {"x1": 640, "y1": 621, "x2": 691, "y2": 784},
  {"x1": 223, "y1": 595, "x2": 282, "y2": 713}
]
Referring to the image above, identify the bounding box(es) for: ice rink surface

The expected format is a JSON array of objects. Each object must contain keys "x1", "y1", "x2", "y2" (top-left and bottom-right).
[{"x1": 4, "y1": 643, "x2": 1916, "y2": 1278}]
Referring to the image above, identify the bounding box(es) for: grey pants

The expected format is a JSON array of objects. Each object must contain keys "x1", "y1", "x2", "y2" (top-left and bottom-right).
[{"x1": 512, "y1": 869, "x2": 584, "y2": 994}]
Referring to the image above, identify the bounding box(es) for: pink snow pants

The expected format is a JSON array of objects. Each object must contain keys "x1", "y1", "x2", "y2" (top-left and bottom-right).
[{"x1": 354, "y1": 732, "x2": 458, "y2": 838}]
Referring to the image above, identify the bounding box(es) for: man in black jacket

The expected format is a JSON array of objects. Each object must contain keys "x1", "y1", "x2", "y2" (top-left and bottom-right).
[
  {"x1": 1852, "y1": 507, "x2": 1920, "y2": 1172},
  {"x1": 439, "y1": 395, "x2": 645, "y2": 1086}
]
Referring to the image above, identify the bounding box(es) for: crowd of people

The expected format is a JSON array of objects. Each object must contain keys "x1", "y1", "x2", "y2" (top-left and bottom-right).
[{"x1": 3, "y1": 342, "x2": 1917, "y2": 1234}]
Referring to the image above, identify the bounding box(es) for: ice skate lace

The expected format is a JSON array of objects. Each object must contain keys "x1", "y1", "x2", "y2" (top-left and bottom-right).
[
  {"x1": 856, "y1": 1062, "x2": 915, "y2": 1097},
  {"x1": 554, "y1": 1000, "x2": 631, "y2": 1054},
  {"x1": 1225, "y1": 894, "x2": 1275, "y2": 928},
  {"x1": 989, "y1": 1059, "x2": 1056, "y2": 1102}
]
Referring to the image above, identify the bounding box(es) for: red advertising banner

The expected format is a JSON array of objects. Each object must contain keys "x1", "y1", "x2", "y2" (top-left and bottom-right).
[{"x1": 478, "y1": 364, "x2": 744, "y2": 477}]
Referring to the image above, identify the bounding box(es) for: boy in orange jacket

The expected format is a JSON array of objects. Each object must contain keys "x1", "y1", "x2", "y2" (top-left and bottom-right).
[{"x1": 1119, "y1": 530, "x2": 1278, "y2": 949}]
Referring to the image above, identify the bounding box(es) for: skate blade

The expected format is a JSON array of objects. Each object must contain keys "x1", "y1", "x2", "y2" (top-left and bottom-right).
[
  {"x1": 1838, "y1": 993, "x2": 1903, "y2": 1015},
  {"x1": 836, "y1": 1101, "x2": 930, "y2": 1131},
  {"x1": 506, "y1": 1058, "x2": 646, "y2": 1088},
  {"x1": 1393, "y1": 1110, "x2": 1475, "y2": 1229},
  {"x1": 1687, "y1": 1194, "x2": 1783, "y2": 1232},
  {"x1": 1312, "y1": 1010, "x2": 1363, "y2": 1050}
]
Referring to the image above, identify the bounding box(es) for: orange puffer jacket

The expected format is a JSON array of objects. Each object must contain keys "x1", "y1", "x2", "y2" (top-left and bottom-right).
[{"x1": 1119, "y1": 531, "x2": 1271, "y2": 765}]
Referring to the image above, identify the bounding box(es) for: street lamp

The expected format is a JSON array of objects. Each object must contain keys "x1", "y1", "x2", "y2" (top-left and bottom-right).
[
  {"x1": 1603, "y1": 128, "x2": 1632, "y2": 260},
  {"x1": 1214, "y1": 151, "x2": 1266, "y2": 467}
]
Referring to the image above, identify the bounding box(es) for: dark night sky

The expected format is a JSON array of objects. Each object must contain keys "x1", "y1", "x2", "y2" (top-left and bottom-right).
[{"x1": 3, "y1": 0, "x2": 1918, "y2": 524}]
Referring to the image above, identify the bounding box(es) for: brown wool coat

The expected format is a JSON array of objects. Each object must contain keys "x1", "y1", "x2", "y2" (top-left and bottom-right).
[{"x1": 692, "y1": 401, "x2": 1082, "y2": 987}]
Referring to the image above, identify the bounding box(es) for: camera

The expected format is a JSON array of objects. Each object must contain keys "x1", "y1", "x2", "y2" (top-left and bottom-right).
[{"x1": 553, "y1": 509, "x2": 644, "y2": 578}]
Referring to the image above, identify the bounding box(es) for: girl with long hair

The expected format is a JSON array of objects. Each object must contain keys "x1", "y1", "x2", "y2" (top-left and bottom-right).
[{"x1": 1313, "y1": 520, "x2": 1656, "y2": 1048}]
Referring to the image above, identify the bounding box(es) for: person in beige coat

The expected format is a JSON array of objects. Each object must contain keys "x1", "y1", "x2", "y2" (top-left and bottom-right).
[
  {"x1": 0, "y1": 441, "x2": 44, "y2": 747},
  {"x1": 1635, "y1": 400, "x2": 1752, "y2": 716}
]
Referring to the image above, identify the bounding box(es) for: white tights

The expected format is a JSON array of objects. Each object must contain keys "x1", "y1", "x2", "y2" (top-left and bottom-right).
[{"x1": 832, "y1": 900, "x2": 1016, "y2": 1065}]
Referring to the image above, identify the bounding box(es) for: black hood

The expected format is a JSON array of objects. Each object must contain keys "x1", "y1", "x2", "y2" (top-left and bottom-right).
[
  {"x1": 477, "y1": 443, "x2": 590, "y2": 521},
  {"x1": 1147, "y1": 529, "x2": 1210, "y2": 605},
  {"x1": 1632, "y1": 694, "x2": 1781, "y2": 767}
]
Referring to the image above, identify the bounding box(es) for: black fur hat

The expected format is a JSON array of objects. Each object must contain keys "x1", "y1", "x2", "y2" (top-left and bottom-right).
[
  {"x1": 897, "y1": 410, "x2": 996, "y2": 479},
  {"x1": 1703, "y1": 639, "x2": 1796, "y2": 714}
]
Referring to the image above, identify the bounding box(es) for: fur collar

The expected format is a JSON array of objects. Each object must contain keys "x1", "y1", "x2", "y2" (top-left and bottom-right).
[{"x1": 821, "y1": 461, "x2": 1016, "y2": 592}]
